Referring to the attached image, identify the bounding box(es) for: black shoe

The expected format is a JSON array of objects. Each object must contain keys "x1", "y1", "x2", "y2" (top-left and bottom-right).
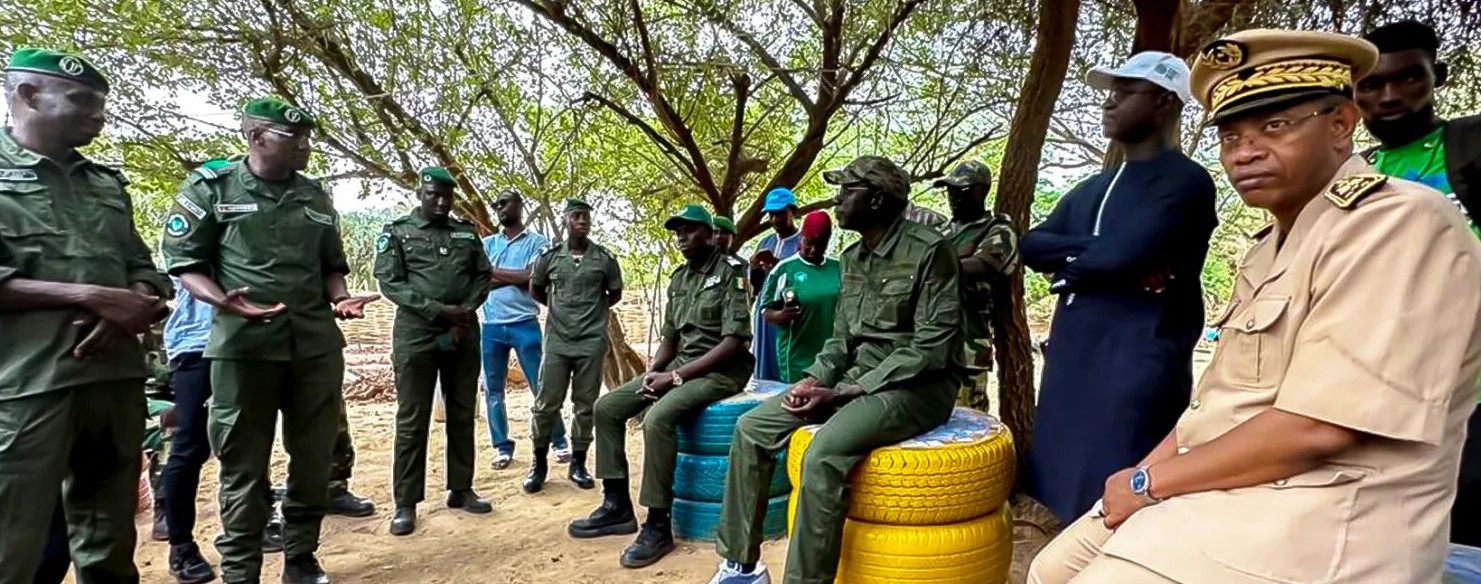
[
  {"x1": 568, "y1": 451, "x2": 595, "y2": 490},
  {"x1": 262, "y1": 510, "x2": 285, "y2": 554},
  {"x1": 152, "y1": 501, "x2": 170, "y2": 542},
  {"x1": 523, "y1": 456, "x2": 548, "y2": 494},
  {"x1": 389, "y1": 507, "x2": 416, "y2": 536},
  {"x1": 620, "y1": 522, "x2": 676, "y2": 569},
  {"x1": 327, "y1": 490, "x2": 375, "y2": 518},
  {"x1": 446, "y1": 489, "x2": 493, "y2": 514},
  {"x1": 281, "y1": 554, "x2": 330, "y2": 584},
  {"x1": 568, "y1": 498, "x2": 637, "y2": 539},
  {"x1": 168, "y1": 542, "x2": 218, "y2": 584}
]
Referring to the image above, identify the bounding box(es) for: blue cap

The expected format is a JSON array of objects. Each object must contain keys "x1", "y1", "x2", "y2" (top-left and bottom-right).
[{"x1": 762, "y1": 187, "x2": 797, "y2": 213}]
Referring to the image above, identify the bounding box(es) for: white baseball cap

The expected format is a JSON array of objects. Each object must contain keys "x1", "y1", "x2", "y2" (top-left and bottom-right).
[{"x1": 1087, "y1": 51, "x2": 1193, "y2": 104}]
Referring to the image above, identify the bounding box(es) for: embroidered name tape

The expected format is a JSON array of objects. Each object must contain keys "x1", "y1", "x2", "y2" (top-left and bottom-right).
[
  {"x1": 215, "y1": 203, "x2": 259, "y2": 214},
  {"x1": 176, "y1": 195, "x2": 208, "y2": 220},
  {"x1": 0, "y1": 169, "x2": 39, "y2": 181},
  {"x1": 451, "y1": 232, "x2": 477, "y2": 240}
]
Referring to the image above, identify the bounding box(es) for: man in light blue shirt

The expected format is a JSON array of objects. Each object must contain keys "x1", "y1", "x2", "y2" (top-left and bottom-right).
[{"x1": 483, "y1": 190, "x2": 569, "y2": 469}]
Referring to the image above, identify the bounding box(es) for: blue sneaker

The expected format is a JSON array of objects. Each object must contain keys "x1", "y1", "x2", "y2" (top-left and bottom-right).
[{"x1": 706, "y1": 560, "x2": 770, "y2": 584}]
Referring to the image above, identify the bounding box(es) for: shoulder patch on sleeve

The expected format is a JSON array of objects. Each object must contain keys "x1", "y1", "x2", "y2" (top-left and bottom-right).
[
  {"x1": 376, "y1": 232, "x2": 393, "y2": 253},
  {"x1": 1325, "y1": 174, "x2": 1388, "y2": 210}
]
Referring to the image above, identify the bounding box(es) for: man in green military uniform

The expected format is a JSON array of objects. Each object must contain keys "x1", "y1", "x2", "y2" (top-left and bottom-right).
[
  {"x1": 161, "y1": 97, "x2": 379, "y2": 584},
  {"x1": 0, "y1": 48, "x2": 171, "y2": 584},
  {"x1": 707, "y1": 156, "x2": 964, "y2": 584},
  {"x1": 934, "y1": 160, "x2": 1020, "y2": 398},
  {"x1": 524, "y1": 198, "x2": 624, "y2": 493},
  {"x1": 712, "y1": 215, "x2": 738, "y2": 255},
  {"x1": 569, "y1": 204, "x2": 752, "y2": 569},
  {"x1": 375, "y1": 167, "x2": 495, "y2": 536}
]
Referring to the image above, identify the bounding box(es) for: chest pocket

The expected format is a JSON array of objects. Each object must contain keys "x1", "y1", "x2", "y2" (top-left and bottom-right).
[
  {"x1": 0, "y1": 181, "x2": 60, "y2": 237},
  {"x1": 1219, "y1": 295, "x2": 1291, "y2": 388},
  {"x1": 696, "y1": 280, "x2": 726, "y2": 323},
  {"x1": 872, "y1": 274, "x2": 916, "y2": 329},
  {"x1": 86, "y1": 176, "x2": 134, "y2": 250},
  {"x1": 400, "y1": 234, "x2": 440, "y2": 271}
]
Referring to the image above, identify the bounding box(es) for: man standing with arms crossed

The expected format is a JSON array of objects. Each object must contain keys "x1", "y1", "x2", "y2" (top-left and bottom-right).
[
  {"x1": 935, "y1": 160, "x2": 1020, "y2": 397},
  {"x1": 524, "y1": 198, "x2": 624, "y2": 493},
  {"x1": 481, "y1": 189, "x2": 569, "y2": 469},
  {"x1": 1355, "y1": 20, "x2": 1481, "y2": 546},
  {"x1": 162, "y1": 97, "x2": 378, "y2": 584},
  {"x1": 0, "y1": 48, "x2": 170, "y2": 584},
  {"x1": 376, "y1": 167, "x2": 495, "y2": 536}
]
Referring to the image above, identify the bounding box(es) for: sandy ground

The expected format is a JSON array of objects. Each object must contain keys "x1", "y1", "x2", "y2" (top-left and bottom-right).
[{"x1": 110, "y1": 344, "x2": 1212, "y2": 584}]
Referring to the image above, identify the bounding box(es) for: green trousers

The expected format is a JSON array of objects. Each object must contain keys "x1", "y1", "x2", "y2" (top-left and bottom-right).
[
  {"x1": 0, "y1": 380, "x2": 144, "y2": 584},
  {"x1": 532, "y1": 345, "x2": 605, "y2": 452},
  {"x1": 391, "y1": 336, "x2": 480, "y2": 507},
  {"x1": 210, "y1": 354, "x2": 343, "y2": 581},
  {"x1": 328, "y1": 396, "x2": 356, "y2": 494},
  {"x1": 716, "y1": 386, "x2": 955, "y2": 584},
  {"x1": 594, "y1": 372, "x2": 743, "y2": 508}
]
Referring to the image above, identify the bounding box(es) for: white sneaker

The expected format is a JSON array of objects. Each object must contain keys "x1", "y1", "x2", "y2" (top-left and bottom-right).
[
  {"x1": 554, "y1": 446, "x2": 572, "y2": 464},
  {"x1": 705, "y1": 560, "x2": 770, "y2": 584}
]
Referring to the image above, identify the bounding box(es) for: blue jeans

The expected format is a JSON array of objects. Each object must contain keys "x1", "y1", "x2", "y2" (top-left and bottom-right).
[{"x1": 482, "y1": 319, "x2": 567, "y2": 455}]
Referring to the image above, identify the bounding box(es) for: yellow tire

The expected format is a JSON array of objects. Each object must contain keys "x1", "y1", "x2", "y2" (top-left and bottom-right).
[
  {"x1": 787, "y1": 407, "x2": 1015, "y2": 525},
  {"x1": 787, "y1": 493, "x2": 1013, "y2": 584}
]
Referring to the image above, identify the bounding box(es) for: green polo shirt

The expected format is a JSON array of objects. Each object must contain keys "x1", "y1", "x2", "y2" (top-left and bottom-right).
[
  {"x1": 160, "y1": 159, "x2": 350, "y2": 361},
  {"x1": 532, "y1": 241, "x2": 624, "y2": 355},
  {"x1": 0, "y1": 129, "x2": 168, "y2": 400},
  {"x1": 661, "y1": 247, "x2": 754, "y2": 377},
  {"x1": 373, "y1": 210, "x2": 493, "y2": 352}
]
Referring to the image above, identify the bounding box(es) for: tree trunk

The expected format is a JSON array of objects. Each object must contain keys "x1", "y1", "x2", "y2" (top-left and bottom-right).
[
  {"x1": 603, "y1": 313, "x2": 646, "y2": 391},
  {"x1": 992, "y1": 0, "x2": 1084, "y2": 480}
]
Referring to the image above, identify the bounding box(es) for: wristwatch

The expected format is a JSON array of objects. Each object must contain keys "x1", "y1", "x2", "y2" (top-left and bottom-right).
[
  {"x1": 1130, "y1": 467, "x2": 1162, "y2": 505},
  {"x1": 670, "y1": 371, "x2": 685, "y2": 387}
]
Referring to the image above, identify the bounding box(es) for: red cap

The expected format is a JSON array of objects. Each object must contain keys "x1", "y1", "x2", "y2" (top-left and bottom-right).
[{"x1": 801, "y1": 210, "x2": 833, "y2": 239}]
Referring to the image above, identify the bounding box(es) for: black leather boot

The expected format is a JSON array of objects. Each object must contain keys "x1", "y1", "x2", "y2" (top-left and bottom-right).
[
  {"x1": 620, "y1": 510, "x2": 676, "y2": 569},
  {"x1": 567, "y1": 479, "x2": 637, "y2": 539},
  {"x1": 523, "y1": 448, "x2": 548, "y2": 494},
  {"x1": 168, "y1": 542, "x2": 218, "y2": 584},
  {"x1": 389, "y1": 506, "x2": 416, "y2": 536},
  {"x1": 447, "y1": 489, "x2": 493, "y2": 514},
  {"x1": 568, "y1": 450, "x2": 595, "y2": 490},
  {"x1": 280, "y1": 553, "x2": 330, "y2": 584}
]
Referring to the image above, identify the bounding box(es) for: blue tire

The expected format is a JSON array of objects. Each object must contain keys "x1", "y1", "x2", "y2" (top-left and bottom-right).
[
  {"x1": 673, "y1": 452, "x2": 790, "y2": 503},
  {"x1": 673, "y1": 494, "x2": 789, "y2": 543},
  {"x1": 678, "y1": 381, "x2": 789, "y2": 455}
]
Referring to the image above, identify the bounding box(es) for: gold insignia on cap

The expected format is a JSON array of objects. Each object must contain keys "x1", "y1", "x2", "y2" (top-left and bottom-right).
[
  {"x1": 1325, "y1": 174, "x2": 1387, "y2": 209},
  {"x1": 1208, "y1": 59, "x2": 1351, "y2": 120},
  {"x1": 1201, "y1": 40, "x2": 1246, "y2": 71}
]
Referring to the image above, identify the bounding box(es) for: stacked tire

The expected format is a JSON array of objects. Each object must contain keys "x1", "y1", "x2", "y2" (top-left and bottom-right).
[
  {"x1": 672, "y1": 380, "x2": 792, "y2": 542},
  {"x1": 787, "y1": 407, "x2": 1016, "y2": 583}
]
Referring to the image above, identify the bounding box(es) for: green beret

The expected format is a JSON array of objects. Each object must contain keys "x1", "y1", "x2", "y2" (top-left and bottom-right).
[
  {"x1": 564, "y1": 198, "x2": 593, "y2": 214},
  {"x1": 713, "y1": 216, "x2": 738, "y2": 235},
  {"x1": 242, "y1": 97, "x2": 317, "y2": 128},
  {"x1": 5, "y1": 48, "x2": 109, "y2": 93},
  {"x1": 664, "y1": 203, "x2": 715, "y2": 231},
  {"x1": 419, "y1": 167, "x2": 456, "y2": 187}
]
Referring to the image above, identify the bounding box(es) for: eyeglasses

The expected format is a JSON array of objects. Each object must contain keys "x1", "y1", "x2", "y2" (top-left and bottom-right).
[
  {"x1": 833, "y1": 183, "x2": 872, "y2": 204},
  {"x1": 1217, "y1": 105, "x2": 1338, "y2": 148},
  {"x1": 260, "y1": 126, "x2": 313, "y2": 146}
]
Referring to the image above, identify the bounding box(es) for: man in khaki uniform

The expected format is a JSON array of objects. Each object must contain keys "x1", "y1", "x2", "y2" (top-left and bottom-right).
[
  {"x1": 1029, "y1": 30, "x2": 1481, "y2": 584},
  {"x1": 0, "y1": 48, "x2": 170, "y2": 584}
]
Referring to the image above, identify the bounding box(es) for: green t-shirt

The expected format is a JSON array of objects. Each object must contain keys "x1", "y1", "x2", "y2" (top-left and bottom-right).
[
  {"x1": 759, "y1": 255, "x2": 842, "y2": 383},
  {"x1": 1373, "y1": 126, "x2": 1481, "y2": 401}
]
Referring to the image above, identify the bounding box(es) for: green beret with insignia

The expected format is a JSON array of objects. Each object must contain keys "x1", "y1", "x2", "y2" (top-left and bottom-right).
[
  {"x1": 243, "y1": 97, "x2": 317, "y2": 128},
  {"x1": 5, "y1": 48, "x2": 110, "y2": 92},
  {"x1": 420, "y1": 167, "x2": 456, "y2": 187},
  {"x1": 564, "y1": 198, "x2": 593, "y2": 214},
  {"x1": 713, "y1": 216, "x2": 738, "y2": 235}
]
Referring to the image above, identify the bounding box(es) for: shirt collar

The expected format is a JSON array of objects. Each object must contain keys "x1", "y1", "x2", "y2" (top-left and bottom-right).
[
  {"x1": 0, "y1": 129, "x2": 42, "y2": 167},
  {"x1": 868, "y1": 217, "x2": 907, "y2": 257}
]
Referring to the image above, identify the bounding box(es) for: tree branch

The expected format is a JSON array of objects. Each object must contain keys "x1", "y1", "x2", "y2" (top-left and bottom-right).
[{"x1": 575, "y1": 91, "x2": 699, "y2": 181}]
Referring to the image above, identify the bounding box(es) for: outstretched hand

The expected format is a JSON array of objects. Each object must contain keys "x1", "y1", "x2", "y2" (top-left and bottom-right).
[
  {"x1": 334, "y1": 294, "x2": 381, "y2": 320},
  {"x1": 219, "y1": 287, "x2": 287, "y2": 322}
]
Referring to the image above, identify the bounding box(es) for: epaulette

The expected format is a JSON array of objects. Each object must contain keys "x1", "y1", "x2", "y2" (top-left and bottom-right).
[
  {"x1": 1249, "y1": 222, "x2": 1274, "y2": 240},
  {"x1": 189, "y1": 161, "x2": 234, "y2": 184},
  {"x1": 1325, "y1": 174, "x2": 1388, "y2": 210},
  {"x1": 95, "y1": 164, "x2": 130, "y2": 186},
  {"x1": 723, "y1": 254, "x2": 745, "y2": 269}
]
